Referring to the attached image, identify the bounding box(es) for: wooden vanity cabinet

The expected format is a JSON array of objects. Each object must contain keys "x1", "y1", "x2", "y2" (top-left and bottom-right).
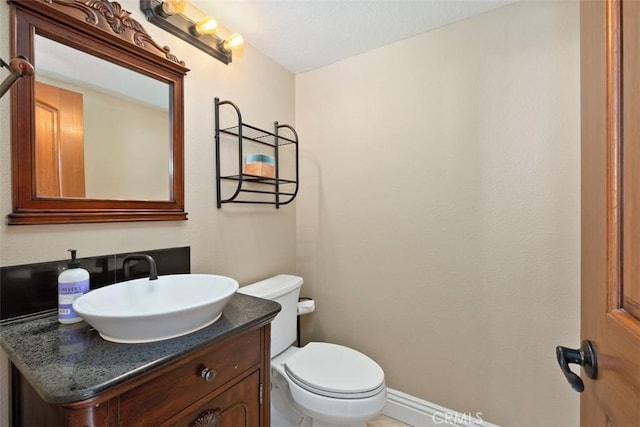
[{"x1": 12, "y1": 326, "x2": 271, "y2": 426}]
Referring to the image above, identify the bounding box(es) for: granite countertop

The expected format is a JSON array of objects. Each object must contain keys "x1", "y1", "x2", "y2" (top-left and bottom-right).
[{"x1": 0, "y1": 293, "x2": 280, "y2": 405}]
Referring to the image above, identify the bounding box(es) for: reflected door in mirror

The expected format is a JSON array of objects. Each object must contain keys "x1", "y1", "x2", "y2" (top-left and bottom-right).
[
  {"x1": 35, "y1": 35, "x2": 172, "y2": 201},
  {"x1": 35, "y1": 82, "x2": 86, "y2": 198}
]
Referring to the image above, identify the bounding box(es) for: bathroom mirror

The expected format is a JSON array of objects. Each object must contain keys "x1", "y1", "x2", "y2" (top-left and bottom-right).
[{"x1": 8, "y1": 0, "x2": 189, "y2": 225}]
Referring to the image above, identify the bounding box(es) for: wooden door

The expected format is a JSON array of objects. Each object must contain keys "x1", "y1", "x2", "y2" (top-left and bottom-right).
[
  {"x1": 579, "y1": 0, "x2": 640, "y2": 425},
  {"x1": 34, "y1": 81, "x2": 86, "y2": 197}
]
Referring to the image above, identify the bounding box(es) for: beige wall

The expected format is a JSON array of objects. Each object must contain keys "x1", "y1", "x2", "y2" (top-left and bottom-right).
[
  {"x1": 0, "y1": 0, "x2": 295, "y2": 424},
  {"x1": 295, "y1": 1, "x2": 580, "y2": 426}
]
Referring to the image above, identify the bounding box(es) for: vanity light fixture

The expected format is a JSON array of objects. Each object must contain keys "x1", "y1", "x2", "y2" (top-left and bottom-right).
[
  {"x1": 160, "y1": 0, "x2": 185, "y2": 15},
  {"x1": 140, "y1": 0, "x2": 243, "y2": 64},
  {"x1": 223, "y1": 33, "x2": 244, "y2": 51},
  {"x1": 193, "y1": 16, "x2": 217, "y2": 36}
]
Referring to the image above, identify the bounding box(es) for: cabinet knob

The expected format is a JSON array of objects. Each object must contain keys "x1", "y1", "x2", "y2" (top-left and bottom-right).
[{"x1": 201, "y1": 368, "x2": 217, "y2": 382}]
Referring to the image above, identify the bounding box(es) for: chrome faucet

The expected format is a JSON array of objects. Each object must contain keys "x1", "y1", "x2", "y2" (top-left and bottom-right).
[{"x1": 122, "y1": 254, "x2": 158, "y2": 281}]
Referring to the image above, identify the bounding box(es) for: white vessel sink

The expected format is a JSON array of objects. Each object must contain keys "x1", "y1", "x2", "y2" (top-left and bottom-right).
[{"x1": 73, "y1": 274, "x2": 239, "y2": 343}]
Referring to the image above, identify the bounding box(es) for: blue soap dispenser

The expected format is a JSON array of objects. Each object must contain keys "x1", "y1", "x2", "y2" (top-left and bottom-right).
[{"x1": 58, "y1": 249, "x2": 90, "y2": 324}]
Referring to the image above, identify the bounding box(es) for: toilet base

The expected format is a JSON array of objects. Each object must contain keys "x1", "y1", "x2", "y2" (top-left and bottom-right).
[{"x1": 271, "y1": 364, "x2": 372, "y2": 427}]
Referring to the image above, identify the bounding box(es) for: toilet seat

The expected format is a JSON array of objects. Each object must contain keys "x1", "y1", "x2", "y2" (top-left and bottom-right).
[{"x1": 284, "y1": 342, "x2": 385, "y2": 399}]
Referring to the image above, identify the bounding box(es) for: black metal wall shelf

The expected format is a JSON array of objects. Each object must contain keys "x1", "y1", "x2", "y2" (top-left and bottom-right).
[{"x1": 215, "y1": 98, "x2": 299, "y2": 208}]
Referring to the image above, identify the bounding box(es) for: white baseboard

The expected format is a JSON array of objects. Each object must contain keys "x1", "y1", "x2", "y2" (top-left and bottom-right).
[{"x1": 383, "y1": 388, "x2": 500, "y2": 427}]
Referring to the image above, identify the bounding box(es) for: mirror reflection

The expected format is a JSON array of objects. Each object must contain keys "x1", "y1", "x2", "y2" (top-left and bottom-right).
[{"x1": 34, "y1": 35, "x2": 171, "y2": 200}]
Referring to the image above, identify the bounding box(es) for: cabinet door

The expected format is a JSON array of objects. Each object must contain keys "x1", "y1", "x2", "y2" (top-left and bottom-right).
[{"x1": 167, "y1": 371, "x2": 260, "y2": 427}]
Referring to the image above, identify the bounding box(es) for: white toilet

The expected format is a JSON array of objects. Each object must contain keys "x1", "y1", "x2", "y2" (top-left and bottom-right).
[{"x1": 238, "y1": 274, "x2": 387, "y2": 427}]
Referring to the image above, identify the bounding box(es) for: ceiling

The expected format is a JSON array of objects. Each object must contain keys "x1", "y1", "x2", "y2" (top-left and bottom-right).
[{"x1": 191, "y1": 0, "x2": 518, "y2": 74}]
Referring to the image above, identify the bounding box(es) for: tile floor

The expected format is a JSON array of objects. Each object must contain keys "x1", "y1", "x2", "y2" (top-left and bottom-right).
[{"x1": 367, "y1": 415, "x2": 412, "y2": 427}]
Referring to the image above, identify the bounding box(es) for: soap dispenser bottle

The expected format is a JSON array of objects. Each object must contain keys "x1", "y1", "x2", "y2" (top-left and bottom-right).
[{"x1": 58, "y1": 249, "x2": 89, "y2": 324}]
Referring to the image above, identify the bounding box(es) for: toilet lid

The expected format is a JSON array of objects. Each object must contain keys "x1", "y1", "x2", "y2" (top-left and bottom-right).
[{"x1": 284, "y1": 342, "x2": 385, "y2": 399}]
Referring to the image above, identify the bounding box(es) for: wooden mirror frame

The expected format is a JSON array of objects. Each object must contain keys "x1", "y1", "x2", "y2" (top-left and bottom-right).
[{"x1": 8, "y1": 0, "x2": 189, "y2": 225}]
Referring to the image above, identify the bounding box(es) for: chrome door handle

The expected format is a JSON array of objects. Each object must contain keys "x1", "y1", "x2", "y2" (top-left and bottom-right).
[{"x1": 555, "y1": 340, "x2": 598, "y2": 392}]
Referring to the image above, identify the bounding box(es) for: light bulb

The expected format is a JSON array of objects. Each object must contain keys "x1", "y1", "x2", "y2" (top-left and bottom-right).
[
  {"x1": 161, "y1": 0, "x2": 186, "y2": 16},
  {"x1": 223, "y1": 33, "x2": 244, "y2": 51},
  {"x1": 194, "y1": 17, "x2": 218, "y2": 35}
]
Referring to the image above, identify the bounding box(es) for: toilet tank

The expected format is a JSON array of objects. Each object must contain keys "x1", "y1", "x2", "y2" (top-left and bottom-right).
[{"x1": 237, "y1": 274, "x2": 303, "y2": 357}]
